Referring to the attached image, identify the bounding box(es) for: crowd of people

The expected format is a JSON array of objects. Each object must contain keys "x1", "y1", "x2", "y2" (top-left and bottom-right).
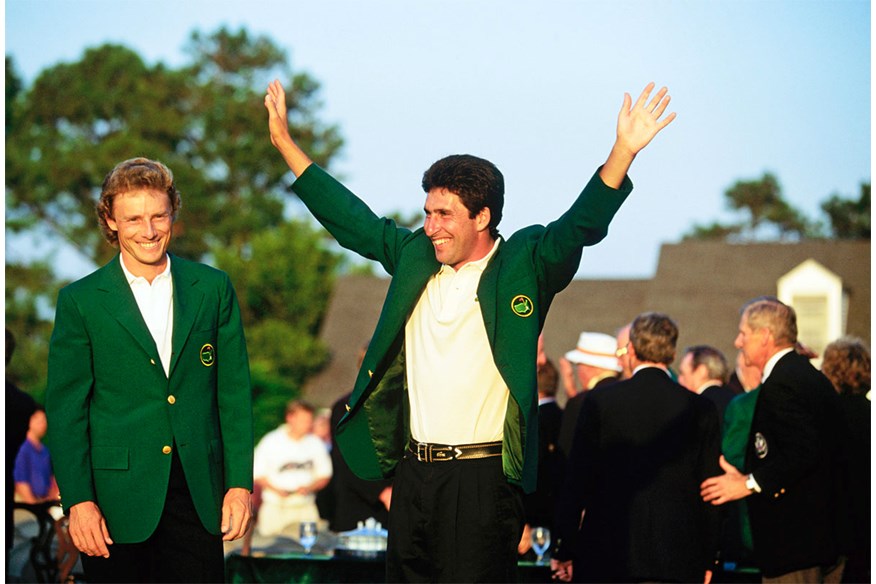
[
  {"x1": 532, "y1": 301, "x2": 870, "y2": 583},
  {"x1": 6, "y1": 77, "x2": 869, "y2": 584}
]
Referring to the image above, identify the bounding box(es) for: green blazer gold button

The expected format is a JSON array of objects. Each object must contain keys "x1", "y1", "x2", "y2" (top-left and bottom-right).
[
  {"x1": 162, "y1": 445, "x2": 172, "y2": 454},
  {"x1": 167, "y1": 395, "x2": 176, "y2": 405},
  {"x1": 150, "y1": 359, "x2": 156, "y2": 365}
]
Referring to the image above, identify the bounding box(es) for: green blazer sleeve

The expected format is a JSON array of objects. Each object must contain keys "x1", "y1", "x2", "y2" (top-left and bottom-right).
[{"x1": 45, "y1": 286, "x2": 99, "y2": 508}]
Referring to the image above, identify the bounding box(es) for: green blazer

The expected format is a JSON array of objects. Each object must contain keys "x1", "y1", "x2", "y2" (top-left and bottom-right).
[
  {"x1": 293, "y1": 165, "x2": 631, "y2": 493},
  {"x1": 46, "y1": 254, "x2": 253, "y2": 543}
]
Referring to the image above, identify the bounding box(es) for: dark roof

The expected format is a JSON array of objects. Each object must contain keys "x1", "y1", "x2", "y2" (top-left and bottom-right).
[{"x1": 302, "y1": 241, "x2": 870, "y2": 407}]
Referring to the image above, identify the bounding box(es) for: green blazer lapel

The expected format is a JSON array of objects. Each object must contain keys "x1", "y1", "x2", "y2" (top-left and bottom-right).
[
  {"x1": 97, "y1": 256, "x2": 160, "y2": 362},
  {"x1": 477, "y1": 241, "x2": 503, "y2": 348},
  {"x1": 169, "y1": 255, "x2": 205, "y2": 378}
]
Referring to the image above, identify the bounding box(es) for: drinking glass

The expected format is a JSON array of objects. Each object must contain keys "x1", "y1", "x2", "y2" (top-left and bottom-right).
[
  {"x1": 299, "y1": 521, "x2": 318, "y2": 555},
  {"x1": 531, "y1": 526, "x2": 551, "y2": 564}
]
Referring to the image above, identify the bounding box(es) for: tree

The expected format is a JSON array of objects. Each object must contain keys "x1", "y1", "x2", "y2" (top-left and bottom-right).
[
  {"x1": 213, "y1": 220, "x2": 340, "y2": 439},
  {"x1": 821, "y1": 183, "x2": 870, "y2": 239},
  {"x1": 5, "y1": 29, "x2": 345, "y2": 435},
  {"x1": 684, "y1": 172, "x2": 831, "y2": 241}
]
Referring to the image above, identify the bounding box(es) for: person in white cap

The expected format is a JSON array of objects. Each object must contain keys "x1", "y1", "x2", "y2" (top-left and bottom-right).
[{"x1": 557, "y1": 332, "x2": 622, "y2": 458}]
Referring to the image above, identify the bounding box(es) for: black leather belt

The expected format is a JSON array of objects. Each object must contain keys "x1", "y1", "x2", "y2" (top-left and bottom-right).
[{"x1": 407, "y1": 439, "x2": 503, "y2": 463}]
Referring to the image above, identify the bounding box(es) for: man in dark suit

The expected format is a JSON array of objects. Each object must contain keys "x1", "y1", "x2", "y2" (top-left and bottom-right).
[
  {"x1": 556, "y1": 331, "x2": 621, "y2": 458},
  {"x1": 553, "y1": 312, "x2": 721, "y2": 583},
  {"x1": 46, "y1": 158, "x2": 253, "y2": 583},
  {"x1": 522, "y1": 357, "x2": 564, "y2": 544},
  {"x1": 678, "y1": 345, "x2": 736, "y2": 427},
  {"x1": 266, "y1": 79, "x2": 676, "y2": 581},
  {"x1": 701, "y1": 297, "x2": 848, "y2": 582},
  {"x1": 329, "y1": 391, "x2": 392, "y2": 533}
]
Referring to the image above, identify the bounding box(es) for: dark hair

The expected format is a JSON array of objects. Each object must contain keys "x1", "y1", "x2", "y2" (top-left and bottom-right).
[
  {"x1": 421, "y1": 154, "x2": 504, "y2": 239},
  {"x1": 537, "y1": 358, "x2": 559, "y2": 397},
  {"x1": 285, "y1": 399, "x2": 315, "y2": 416},
  {"x1": 684, "y1": 345, "x2": 730, "y2": 384},
  {"x1": 96, "y1": 157, "x2": 181, "y2": 246},
  {"x1": 630, "y1": 312, "x2": 678, "y2": 365}
]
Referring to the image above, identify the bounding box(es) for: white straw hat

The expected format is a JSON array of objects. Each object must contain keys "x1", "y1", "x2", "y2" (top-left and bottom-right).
[{"x1": 564, "y1": 332, "x2": 622, "y2": 372}]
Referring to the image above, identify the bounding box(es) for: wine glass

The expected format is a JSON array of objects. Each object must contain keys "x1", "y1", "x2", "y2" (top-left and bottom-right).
[
  {"x1": 299, "y1": 521, "x2": 318, "y2": 555},
  {"x1": 531, "y1": 526, "x2": 551, "y2": 564}
]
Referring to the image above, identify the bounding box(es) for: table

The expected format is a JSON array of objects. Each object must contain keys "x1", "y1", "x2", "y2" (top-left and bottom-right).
[{"x1": 225, "y1": 552, "x2": 553, "y2": 583}]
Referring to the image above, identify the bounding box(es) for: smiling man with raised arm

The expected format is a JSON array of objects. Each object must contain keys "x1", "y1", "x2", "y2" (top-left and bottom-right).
[{"x1": 265, "y1": 80, "x2": 674, "y2": 582}]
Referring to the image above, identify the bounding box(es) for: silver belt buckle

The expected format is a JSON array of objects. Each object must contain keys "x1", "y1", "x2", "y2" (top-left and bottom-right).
[{"x1": 416, "y1": 441, "x2": 429, "y2": 462}]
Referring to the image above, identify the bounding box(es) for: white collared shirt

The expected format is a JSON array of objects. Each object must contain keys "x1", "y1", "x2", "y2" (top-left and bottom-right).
[
  {"x1": 406, "y1": 238, "x2": 508, "y2": 445},
  {"x1": 632, "y1": 364, "x2": 671, "y2": 376},
  {"x1": 761, "y1": 347, "x2": 795, "y2": 384},
  {"x1": 120, "y1": 255, "x2": 174, "y2": 376}
]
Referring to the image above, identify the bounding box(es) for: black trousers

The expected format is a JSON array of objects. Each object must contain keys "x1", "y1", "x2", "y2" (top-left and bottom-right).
[
  {"x1": 386, "y1": 453, "x2": 524, "y2": 583},
  {"x1": 80, "y1": 450, "x2": 224, "y2": 583}
]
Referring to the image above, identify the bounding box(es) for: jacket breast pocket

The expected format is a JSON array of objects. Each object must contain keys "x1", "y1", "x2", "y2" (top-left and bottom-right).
[{"x1": 91, "y1": 446, "x2": 129, "y2": 470}]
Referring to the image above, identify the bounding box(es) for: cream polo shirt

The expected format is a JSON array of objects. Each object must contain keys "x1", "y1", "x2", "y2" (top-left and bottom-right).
[
  {"x1": 120, "y1": 255, "x2": 174, "y2": 377},
  {"x1": 405, "y1": 239, "x2": 508, "y2": 445}
]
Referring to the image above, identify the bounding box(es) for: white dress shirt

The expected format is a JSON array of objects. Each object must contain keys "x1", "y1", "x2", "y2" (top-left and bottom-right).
[{"x1": 120, "y1": 255, "x2": 174, "y2": 377}]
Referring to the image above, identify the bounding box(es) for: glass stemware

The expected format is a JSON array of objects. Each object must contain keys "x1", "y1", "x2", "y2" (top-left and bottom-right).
[
  {"x1": 299, "y1": 521, "x2": 318, "y2": 555},
  {"x1": 531, "y1": 526, "x2": 551, "y2": 564}
]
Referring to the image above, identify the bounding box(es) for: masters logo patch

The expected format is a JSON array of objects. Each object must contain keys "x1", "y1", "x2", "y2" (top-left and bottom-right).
[
  {"x1": 511, "y1": 295, "x2": 534, "y2": 318},
  {"x1": 200, "y1": 343, "x2": 216, "y2": 367}
]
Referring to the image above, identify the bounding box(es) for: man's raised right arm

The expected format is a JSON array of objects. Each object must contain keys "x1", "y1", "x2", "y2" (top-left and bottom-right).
[{"x1": 265, "y1": 79, "x2": 313, "y2": 177}]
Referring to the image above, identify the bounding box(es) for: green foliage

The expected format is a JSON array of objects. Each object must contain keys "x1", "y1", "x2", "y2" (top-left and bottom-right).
[
  {"x1": 821, "y1": 183, "x2": 870, "y2": 239},
  {"x1": 5, "y1": 28, "x2": 345, "y2": 417},
  {"x1": 213, "y1": 219, "x2": 338, "y2": 385},
  {"x1": 250, "y1": 367, "x2": 298, "y2": 442},
  {"x1": 683, "y1": 221, "x2": 742, "y2": 241},
  {"x1": 683, "y1": 172, "x2": 864, "y2": 241},
  {"x1": 5, "y1": 260, "x2": 60, "y2": 402}
]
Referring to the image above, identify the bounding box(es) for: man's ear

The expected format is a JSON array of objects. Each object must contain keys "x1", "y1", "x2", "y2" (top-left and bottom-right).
[
  {"x1": 105, "y1": 212, "x2": 119, "y2": 233},
  {"x1": 476, "y1": 207, "x2": 491, "y2": 233}
]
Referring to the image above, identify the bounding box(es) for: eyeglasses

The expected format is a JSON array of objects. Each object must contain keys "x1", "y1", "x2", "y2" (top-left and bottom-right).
[{"x1": 615, "y1": 346, "x2": 628, "y2": 358}]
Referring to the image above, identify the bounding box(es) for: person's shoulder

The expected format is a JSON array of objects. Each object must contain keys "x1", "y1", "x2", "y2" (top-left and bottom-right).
[
  {"x1": 60, "y1": 259, "x2": 116, "y2": 294},
  {"x1": 170, "y1": 255, "x2": 235, "y2": 291},
  {"x1": 503, "y1": 224, "x2": 546, "y2": 245},
  {"x1": 256, "y1": 425, "x2": 286, "y2": 446},
  {"x1": 171, "y1": 254, "x2": 226, "y2": 278}
]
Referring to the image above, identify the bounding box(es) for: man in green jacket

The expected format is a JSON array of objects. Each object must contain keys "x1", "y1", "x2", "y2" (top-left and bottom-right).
[
  {"x1": 46, "y1": 158, "x2": 253, "y2": 582},
  {"x1": 265, "y1": 80, "x2": 675, "y2": 582}
]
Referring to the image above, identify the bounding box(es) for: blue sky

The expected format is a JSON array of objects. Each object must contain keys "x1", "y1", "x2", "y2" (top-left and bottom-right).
[{"x1": 5, "y1": 0, "x2": 871, "y2": 279}]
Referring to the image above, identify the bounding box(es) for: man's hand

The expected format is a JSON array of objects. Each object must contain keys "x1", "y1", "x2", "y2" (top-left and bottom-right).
[
  {"x1": 221, "y1": 487, "x2": 252, "y2": 541},
  {"x1": 600, "y1": 82, "x2": 676, "y2": 189},
  {"x1": 378, "y1": 486, "x2": 393, "y2": 511},
  {"x1": 518, "y1": 523, "x2": 533, "y2": 555},
  {"x1": 700, "y1": 455, "x2": 752, "y2": 505},
  {"x1": 551, "y1": 558, "x2": 573, "y2": 582},
  {"x1": 616, "y1": 82, "x2": 676, "y2": 158},
  {"x1": 264, "y1": 80, "x2": 313, "y2": 177},
  {"x1": 69, "y1": 501, "x2": 113, "y2": 557}
]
